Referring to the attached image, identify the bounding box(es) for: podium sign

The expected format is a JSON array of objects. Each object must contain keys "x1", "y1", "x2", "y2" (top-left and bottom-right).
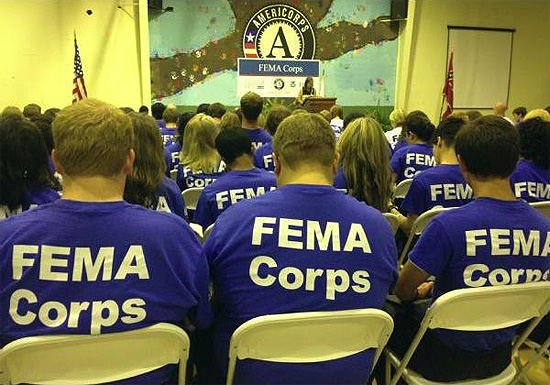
[{"x1": 238, "y1": 58, "x2": 320, "y2": 98}]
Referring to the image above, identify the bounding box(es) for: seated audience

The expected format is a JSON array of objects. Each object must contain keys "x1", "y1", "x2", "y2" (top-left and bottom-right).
[
  {"x1": 343, "y1": 111, "x2": 365, "y2": 132},
  {"x1": 0, "y1": 99, "x2": 212, "y2": 384},
  {"x1": 196, "y1": 103, "x2": 210, "y2": 114},
  {"x1": 32, "y1": 113, "x2": 56, "y2": 173},
  {"x1": 392, "y1": 117, "x2": 472, "y2": 233},
  {"x1": 161, "y1": 105, "x2": 178, "y2": 146},
  {"x1": 205, "y1": 113, "x2": 397, "y2": 384},
  {"x1": 138, "y1": 105, "x2": 149, "y2": 114},
  {"x1": 151, "y1": 101, "x2": 166, "y2": 129},
  {"x1": 329, "y1": 104, "x2": 344, "y2": 138},
  {"x1": 0, "y1": 117, "x2": 60, "y2": 219},
  {"x1": 207, "y1": 102, "x2": 226, "y2": 123},
  {"x1": 385, "y1": 107, "x2": 406, "y2": 150},
  {"x1": 119, "y1": 106, "x2": 134, "y2": 114},
  {"x1": 1, "y1": 106, "x2": 24, "y2": 119},
  {"x1": 240, "y1": 92, "x2": 272, "y2": 150},
  {"x1": 165, "y1": 111, "x2": 195, "y2": 176},
  {"x1": 318, "y1": 109, "x2": 331, "y2": 122},
  {"x1": 524, "y1": 108, "x2": 550, "y2": 122},
  {"x1": 23, "y1": 103, "x2": 41, "y2": 119},
  {"x1": 466, "y1": 110, "x2": 482, "y2": 121},
  {"x1": 195, "y1": 128, "x2": 276, "y2": 228},
  {"x1": 254, "y1": 105, "x2": 291, "y2": 172},
  {"x1": 390, "y1": 112, "x2": 435, "y2": 183},
  {"x1": 335, "y1": 117, "x2": 393, "y2": 212},
  {"x1": 219, "y1": 111, "x2": 241, "y2": 131},
  {"x1": 391, "y1": 115, "x2": 549, "y2": 382},
  {"x1": 510, "y1": 117, "x2": 550, "y2": 202},
  {"x1": 512, "y1": 106, "x2": 527, "y2": 123},
  {"x1": 125, "y1": 113, "x2": 186, "y2": 219},
  {"x1": 493, "y1": 101, "x2": 514, "y2": 125},
  {"x1": 177, "y1": 113, "x2": 223, "y2": 190}
]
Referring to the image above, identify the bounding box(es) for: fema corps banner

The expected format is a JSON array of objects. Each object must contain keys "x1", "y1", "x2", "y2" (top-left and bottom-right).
[{"x1": 238, "y1": 58, "x2": 320, "y2": 98}]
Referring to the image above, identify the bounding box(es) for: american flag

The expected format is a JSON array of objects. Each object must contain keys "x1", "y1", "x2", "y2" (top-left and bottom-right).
[
  {"x1": 441, "y1": 51, "x2": 453, "y2": 120},
  {"x1": 243, "y1": 30, "x2": 258, "y2": 58},
  {"x1": 72, "y1": 33, "x2": 88, "y2": 103}
]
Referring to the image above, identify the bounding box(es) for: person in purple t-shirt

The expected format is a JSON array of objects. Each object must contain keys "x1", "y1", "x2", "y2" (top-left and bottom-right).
[
  {"x1": 195, "y1": 128, "x2": 276, "y2": 228},
  {"x1": 0, "y1": 99, "x2": 212, "y2": 384},
  {"x1": 390, "y1": 116, "x2": 550, "y2": 382},
  {"x1": 390, "y1": 111, "x2": 436, "y2": 183},
  {"x1": 0, "y1": 117, "x2": 60, "y2": 219},
  {"x1": 204, "y1": 113, "x2": 397, "y2": 384},
  {"x1": 165, "y1": 112, "x2": 195, "y2": 177},
  {"x1": 391, "y1": 117, "x2": 473, "y2": 233},
  {"x1": 240, "y1": 91, "x2": 272, "y2": 150},
  {"x1": 253, "y1": 105, "x2": 290, "y2": 172},
  {"x1": 510, "y1": 117, "x2": 550, "y2": 202}
]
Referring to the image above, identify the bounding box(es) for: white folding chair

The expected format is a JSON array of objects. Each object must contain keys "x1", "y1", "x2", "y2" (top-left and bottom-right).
[
  {"x1": 386, "y1": 281, "x2": 550, "y2": 385},
  {"x1": 226, "y1": 309, "x2": 394, "y2": 385},
  {"x1": 514, "y1": 335, "x2": 550, "y2": 384},
  {"x1": 530, "y1": 201, "x2": 550, "y2": 220},
  {"x1": 182, "y1": 187, "x2": 204, "y2": 212},
  {"x1": 398, "y1": 206, "x2": 453, "y2": 267},
  {"x1": 170, "y1": 168, "x2": 178, "y2": 181},
  {"x1": 189, "y1": 222, "x2": 204, "y2": 242},
  {"x1": 383, "y1": 212, "x2": 400, "y2": 235},
  {"x1": 0, "y1": 323, "x2": 190, "y2": 385},
  {"x1": 203, "y1": 223, "x2": 215, "y2": 242},
  {"x1": 395, "y1": 179, "x2": 413, "y2": 200}
]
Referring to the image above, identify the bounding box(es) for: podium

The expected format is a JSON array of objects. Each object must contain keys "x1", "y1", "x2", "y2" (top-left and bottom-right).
[{"x1": 303, "y1": 97, "x2": 337, "y2": 113}]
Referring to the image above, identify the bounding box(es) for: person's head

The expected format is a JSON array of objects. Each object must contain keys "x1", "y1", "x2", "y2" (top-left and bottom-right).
[
  {"x1": 176, "y1": 111, "x2": 196, "y2": 144},
  {"x1": 119, "y1": 107, "x2": 134, "y2": 114},
  {"x1": 219, "y1": 112, "x2": 241, "y2": 131},
  {"x1": 273, "y1": 113, "x2": 337, "y2": 184},
  {"x1": 389, "y1": 108, "x2": 406, "y2": 128},
  {"x1": 337, "y1": 117, "x2": 393, "y2": 212},
  {"x1": 512, "y1": 107, "x2": 527, "y2": 123},
  {"x1": 403, "y1": 111, "x2": 434, "y2": 143},
  {"x1": 492, "y1": 101, "x2": 507, "y2": 116},
  {"x1": 207, "y1": 102, "x2": 226, "y2": 120},
  {"x1": 215, "y1": 128, "x2": 253, "y2": 168},
  {"x1": 196, "y1": 103, "x2": 210, "y2": 114},
  {"x1": 330, "y1": 105, "x2": 344, "y2": 120},
  {"x1": 181, "y1": 113, "x2": 220, "y2": 173},
  {"x1": 343, "y1": 112, "x2": 365, "y2": 131},
  {"x1": 1, "y1": 106, "x2": 23, "y2": 120},
  {"x1": 33, "y1": 114, "x2": 55, "y2": 155},
  {"x1": 292, "y1": 107, "x2": 308, "y2": 115},
  {"x1": 124, "y1": 113, "x2": 165, "y2": 208},
  {"x1": 448, "y1": 111, "x2": 469, "y2": 122},
  {"x1": 432, "y1": 117, "x2": 467, "y2": 163},
  {"x1": 319, "y1": 110, "x2": 331, "y2": 122},
  {"x1": 517, "y1": 118, "x2": 550, "y2": 169},
  {"x1": 303, "y1": 77, "x2": 314, "y2": 92},
  {"x1": 0, "y1": 117, "x2": 57, "y2": 208},
  {"x1": 23, "y1": 103, "x2": 41, "y2": 119},
  {"x1": 455, "y1": 115, "x2": 519, "y2": 183},
  {"x1": 162, "y1": 106, "x2": 179, "y2": 125},
  {"x1": 138, "y1": 105, "x2": 149, "y2": 114},
  {"x1": 151, "y1": 102, "x2": 166, "y2": 120},
  {"x1": 240, "y1": 92, "x2": 263, "y2": 121},
  {"x1": 524, "y1": 108, "x2": 550, "y2": 122},
  {"x1": 52, "y1": 99, "x2": 134, "y2": 179},
  {"x1": 466, "y1": 110, "x2": 482, "y2": 122},
  {"x1": 265, "y1": 105, "x2": 291, "y2": 136}
]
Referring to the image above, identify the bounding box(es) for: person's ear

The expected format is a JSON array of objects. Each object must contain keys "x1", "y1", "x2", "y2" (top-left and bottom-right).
[
  {"x1": 123, "y1": 149, "x2": 135, "y2": 175},
  {"x1": 273, "y1": 153, "x2": 281, "y2": 176},
  {"x1": 333, "y1": 151, "x2": 341, "y2": 174},
  {"x1": 51, "y1": 149, "x2": 64, "y2": 174}
]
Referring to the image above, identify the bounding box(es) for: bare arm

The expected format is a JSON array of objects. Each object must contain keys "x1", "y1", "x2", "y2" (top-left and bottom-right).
[{"x1": 395, "y1": 261, "x2": 431, "y2": 302}]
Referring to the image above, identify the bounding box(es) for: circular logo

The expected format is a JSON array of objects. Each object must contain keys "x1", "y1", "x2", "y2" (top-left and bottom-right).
[
  {"x1": 273, "y1": 78, "x2": 285, "y2": 90},
  {"x1": 243, "y1": 4, "x2": 315, "y2": 60}
]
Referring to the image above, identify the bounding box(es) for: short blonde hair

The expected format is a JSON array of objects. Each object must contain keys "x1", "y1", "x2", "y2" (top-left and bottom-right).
[
  {"x1": 219, "y1": 112, "x2": 241, "y2": 131},
  {"x1": 389, "y1": 108, "x2": 406, "y2": 128},
  {"x1": 52, "y1": 99, "x2": 133, "y2": 177},
  {"x1": 273, "y1": 113, "x2": 335, "y2": 169},
  {"x1": 1, "y1": 106, "x2": 23, "y2": 120},
  {"x1": 181, "y1": 113, "x2": 220, "y2": 173},
  {"x1": 524, "y1": 109, "x2": 550, "y2": 122}
]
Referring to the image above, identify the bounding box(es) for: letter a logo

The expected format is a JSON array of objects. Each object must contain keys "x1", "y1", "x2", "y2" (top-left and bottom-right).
[{"x1": 267, "y1": 27, "x2": 293, "y2": 58}]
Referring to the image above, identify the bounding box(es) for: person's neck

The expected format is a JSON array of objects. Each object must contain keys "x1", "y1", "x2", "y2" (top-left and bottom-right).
[
  {"x1": 409, "y1": 138, "x2": 427, "y2": 145},
  {"x1": 438, "y1": 148, "x2": 459, "y2": 165},
  {"x1": 61, "y1": 175, "x2": 126, "y2": 202},
  {"x1": 165, "y1": 123, "x2": 177, "y2": 128},
  {"x1": 470, "y1": 177, "x2": 516, "y2": 201},
  {"x1": 277, "y1": 165, "x2": 334, "y2": 187},
  {"x1": 242, "y1": 118, "x2": 259, "y2": 129},
  {"x1": 226, "y1": 156, "x2": 255, "y2": 172}
]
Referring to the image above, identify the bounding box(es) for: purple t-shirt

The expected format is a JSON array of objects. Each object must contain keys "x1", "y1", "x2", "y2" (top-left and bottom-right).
[
  {"x1": 0, "y1": 199, "x2": 212, "y2": 383},
  {"x1": 0, "y1": 188, "x2": 60, "y2": 220},
  {"x1": 409, "y1": 198, "x2": 550, "y2": 351},
  {"x1": 401, "y1": 164, "x2": 473, "y2": 215},
  {"x1": 164, "y1": 142, "x2": 182, "y2": 177},
  {"x1": 253, "y1": 142, "x2": 275, "y2": 172},
  {"x1": 390, "y1": 143, "x2": 435, "y2": 183},
  {"x1": 176, "y1": 164, "x2": 223, "y2": 191},
  {"x1": 205, "y1": 184, "x2": 398, "y2": 384},
  {"x1": 154, "y1": 177, "x2": 186, "y2": 219},
  {"x1": 194, "y1": 168, "x2": 276, "y2": 228},
  {"x1": 160, "y1": 127, "x2": 177, "y2": 147},
  {"x1": 510, "y1": 160, "x2": 550, "y2": 202},
  {"x1": 246, "y1": 128, "x2": 272, "y2": 151}
]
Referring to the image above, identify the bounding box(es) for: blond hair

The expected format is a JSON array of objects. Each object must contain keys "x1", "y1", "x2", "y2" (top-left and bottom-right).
[
  {"x1": 1, "y1": 106, "x2": 23, "y2": 120},
  {"x1": 273, "y1": 113, "x2": 335, "y2": 169},
  {"x1": 52, "y1": 98, "x2": 133, "y2": 177},
  {"x1": 524, "y1": 109, "x2": 550, "y2": 122},
  {"x1": 337, "y1": 117, "x2": 393, "y2": 212},
  {"x1": 180, "y1": 113, "x2": 220, "y2": 173},
  {"x1": 389, "y1": 108, "x2": 406, "y2": 128},
  {"x1": 219, "y1": 112, "x2": 241, "y2": 131}
]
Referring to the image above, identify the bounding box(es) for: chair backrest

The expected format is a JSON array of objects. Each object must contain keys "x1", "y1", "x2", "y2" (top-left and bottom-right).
[
  {"x1": 203, "y1": 223, "x2": 215, "y2": 241},
  {"x1": 0, "y1": 323, "x2": 189, "y2": 385},
  {"x1": 189, "y1": 222, "x2": 204, "y2": 242},
  {"x1": 394, "y1": 179, "x2": 413, "y2": 200},
  {"x1": 170, "y1": 168, "x2": 178, "y2": 181},
  {"x1": 182, "y1": 187, "x2": 204, "y2": 211},
  {"x1": 530, "y1": 201, "x2": 550, "y2": 220},
  {"x1": 383, "y1": 212, "x2": 399, "y2": 235},
  {"x1": 226, "y1": 309, "x2": 394, "y2": 385}
]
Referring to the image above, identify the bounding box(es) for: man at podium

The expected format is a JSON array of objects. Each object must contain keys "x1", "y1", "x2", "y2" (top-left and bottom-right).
[{"x1": 294, "y1": 76, "x2": 317, "y2": 106}]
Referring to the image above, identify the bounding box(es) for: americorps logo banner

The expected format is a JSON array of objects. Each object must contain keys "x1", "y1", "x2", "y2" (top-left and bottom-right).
[{"x1": 238, "y1": 58, "x2": 320, "y2": 98}]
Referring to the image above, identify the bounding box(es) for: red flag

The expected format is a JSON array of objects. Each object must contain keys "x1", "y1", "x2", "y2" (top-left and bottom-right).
[
  {"x1": 72, "y1": 33, "x2": 88, "y2": 103},
  {"x1": 441, "y1": 51, "x2": 453, "y2": 120}
]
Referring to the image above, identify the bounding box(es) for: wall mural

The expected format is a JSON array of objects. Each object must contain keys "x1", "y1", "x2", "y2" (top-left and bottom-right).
[{"x1": 149, "y1": 0, "x2": 398, "y2": 106}]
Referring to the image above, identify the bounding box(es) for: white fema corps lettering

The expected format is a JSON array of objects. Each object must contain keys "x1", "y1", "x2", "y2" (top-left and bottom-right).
[
  {"x1": 462, "y1": 229, "x2": 550, "y2": 287},
  {"x1": 9, "y1": 244, "x2": 149, "y2": 334},
  {"x1": 514, "y1": 182, "x2": 550, "y2": 200},
  {"x1": 248, "y1": 217, "x2": 373, "y2": 300},
  {"x1": 430, "y1": 183, "x2": 473, "y2": 201},
  {"x1": 216, "y1": 186, "x2": 276, "y2": 209},
  {"x1": 404, "y1": 153, "x2": 435, "y2": 178}
]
